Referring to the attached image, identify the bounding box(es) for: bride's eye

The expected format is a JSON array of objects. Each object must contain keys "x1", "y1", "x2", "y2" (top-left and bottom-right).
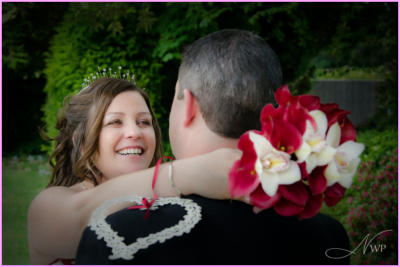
[
  {"x1": 137, "y1": 119, "x2": 152, "y2": 127},
  {"x1": 106, "y1": 119, "x2": 122, "y2": 126}
]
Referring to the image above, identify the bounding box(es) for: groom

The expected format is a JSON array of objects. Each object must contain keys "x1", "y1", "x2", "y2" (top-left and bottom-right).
[{"x1": 76, "y1": 29, "x2": 349, "y2": 264}]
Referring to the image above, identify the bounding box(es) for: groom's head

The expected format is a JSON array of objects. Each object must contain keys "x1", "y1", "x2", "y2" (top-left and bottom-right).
[{"x1": 169, "y1": 29, "x2": 282, "y2": 158}]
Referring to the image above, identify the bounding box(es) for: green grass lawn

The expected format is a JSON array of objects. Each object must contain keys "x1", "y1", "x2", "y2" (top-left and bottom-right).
[{"x1": 3, "y1": 155, "x2": 50, "y2": 265}]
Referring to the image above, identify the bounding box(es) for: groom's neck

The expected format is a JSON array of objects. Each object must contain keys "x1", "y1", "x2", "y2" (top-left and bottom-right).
[{"x1": 180, "y1": 128, "x2": 238, "y2": 159}]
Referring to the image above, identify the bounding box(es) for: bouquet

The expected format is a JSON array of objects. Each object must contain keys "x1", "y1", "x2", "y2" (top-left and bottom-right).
[{"x1": 229, "y1": 85, "x2": 365, "y2": 219}]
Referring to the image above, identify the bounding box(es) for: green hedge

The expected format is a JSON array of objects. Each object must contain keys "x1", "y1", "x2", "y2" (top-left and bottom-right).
[
  {"x1": 42, "y1": 4, "x2": 164, "y2": 152},
  {"x1": 45, "y1": 3, "x2": 393, "y2": 154},
  {"x1": 41, "y1": 4, "x2": 232, "y2": 154}
]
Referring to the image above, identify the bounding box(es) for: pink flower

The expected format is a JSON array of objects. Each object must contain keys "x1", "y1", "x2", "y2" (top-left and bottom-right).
[
  {"x1": 295, "y1": 110, "x2": 336, "y2": 174},
  {"x1": 298, "y1": 193, "x2": 323, "y2": 219},
  {"x1": 274, "y1": 198, "x2": 304, "y2": 217},
  {"x1": 347, "y1": 196, "x2": 353, "y2": 204},
  {"x1": 273, "y1": 179, "x2": 321, "y2": 218},
  {"x1": 319, "y1": 103, "x2": 356, "y2": 144},
  {"x1": 324, "y1": 183, "x2": 346, "y2": 206},
  {"x1": 278, "y1": 182, "x2": 309, "y2": 206},
  {"x1": 260, "y1": 104, "x2": 303, "y2": 153},
  {"x1": 275, "y1": 85, "x2": 320, "y2": 112},
  {"x1": 229, "y1": 132, "x2": 260, "y2": 198},
  {"x1": 229, "y1": 131, "x2": 301, "y2": 201},
  {"x1": 250, "y1": 184, "x2": 281, "y2": 210},
  {"x1": 268, "y1": 86, "x2": 318, "y2": 136},
  {"x1": 307, "y1": 166, "x2": 328, "y2": 195},
  {"x1": 324, "y1": 123, "x2": 365, "y2": 188}
]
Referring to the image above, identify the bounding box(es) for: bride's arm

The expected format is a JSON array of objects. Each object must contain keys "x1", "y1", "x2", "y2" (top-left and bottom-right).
[
  {"x1": 79, "y1": 148, "x2": 240, "y2": 225},
  {"x1": 28, "y1": 148, "x2": 240, "y2": 263}
]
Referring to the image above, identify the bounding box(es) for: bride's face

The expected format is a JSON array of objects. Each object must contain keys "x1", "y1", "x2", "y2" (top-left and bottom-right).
[{"x1": 94, "y1": 91, "x2": 156, "y2": 181}]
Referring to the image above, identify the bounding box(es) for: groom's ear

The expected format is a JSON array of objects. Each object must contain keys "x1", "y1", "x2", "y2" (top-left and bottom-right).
[{"x1": 183, "y1": 89, "x2": 198, "y2": 127}]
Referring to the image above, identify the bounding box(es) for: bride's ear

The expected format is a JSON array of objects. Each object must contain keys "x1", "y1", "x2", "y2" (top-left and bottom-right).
[{"x1": 183, "y1": 89, "x2": 198, "y2": 127}]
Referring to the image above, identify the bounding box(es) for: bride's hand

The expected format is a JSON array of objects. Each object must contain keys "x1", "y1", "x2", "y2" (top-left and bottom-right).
[{"x1": 177, "y1": 148, "x2": 242, "y2": 200}]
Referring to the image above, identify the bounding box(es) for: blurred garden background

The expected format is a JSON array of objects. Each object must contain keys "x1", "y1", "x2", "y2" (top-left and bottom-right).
[{"x1": 2, "y1": 2, "x2": 398, "y2": 264}]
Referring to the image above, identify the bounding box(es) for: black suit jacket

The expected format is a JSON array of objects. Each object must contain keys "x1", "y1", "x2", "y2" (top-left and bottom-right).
[{"x1": 76, "y1": 195, "x2": 350, "y2": 264}]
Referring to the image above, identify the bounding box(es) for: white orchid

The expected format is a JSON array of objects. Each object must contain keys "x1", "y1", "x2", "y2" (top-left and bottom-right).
[
  {"x1": 324, "y1": 123, "x2": 365, "y2": 188},
  {"x1": 249, "y1": 132, "x2": 301, "y2": 197},
  {"x1": 295, "y1": 110, "x2": 336, "y2": 174}
]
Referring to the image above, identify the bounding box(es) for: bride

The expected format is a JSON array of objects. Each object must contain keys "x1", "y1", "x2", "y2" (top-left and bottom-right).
[{"x1": 27, "y1": 76, "x2": 240, "y2": 264}]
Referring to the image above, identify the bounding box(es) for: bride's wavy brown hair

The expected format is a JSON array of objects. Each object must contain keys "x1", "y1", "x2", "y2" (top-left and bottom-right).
[{"x1": 46, "y1": 77, "x2": 162, "y2": 187}]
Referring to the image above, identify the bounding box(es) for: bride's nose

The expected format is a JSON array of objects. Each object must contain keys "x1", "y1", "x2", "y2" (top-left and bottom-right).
[{"x1": 124, "y1": 122, "x2": 143, "y2": 139}]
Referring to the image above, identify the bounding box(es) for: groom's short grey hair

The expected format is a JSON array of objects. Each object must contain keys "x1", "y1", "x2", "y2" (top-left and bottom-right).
[{"x1": 178, "y1": 29, "x2": 282, "y2": 138}]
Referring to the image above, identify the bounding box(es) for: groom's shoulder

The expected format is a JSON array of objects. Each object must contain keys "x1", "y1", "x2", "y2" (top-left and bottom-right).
[
  {"x1": 182, "y1": 195, "x2": 349, "y2": 242},
  {"x1": 185, "y1": 195, "x2": 350, "y2": 264},
  {"x1": 187, "y1": 194, "x2": 347, "y2": 232}
]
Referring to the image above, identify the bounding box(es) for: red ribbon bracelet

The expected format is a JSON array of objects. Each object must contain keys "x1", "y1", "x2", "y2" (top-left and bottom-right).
[{"x1": 128, "y1": 156, "x2": 174, "y2": 219}]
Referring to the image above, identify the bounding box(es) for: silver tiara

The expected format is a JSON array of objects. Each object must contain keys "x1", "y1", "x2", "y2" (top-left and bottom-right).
[{"x1": 79, "y1": 66, "x2": 137, "y2": 94}]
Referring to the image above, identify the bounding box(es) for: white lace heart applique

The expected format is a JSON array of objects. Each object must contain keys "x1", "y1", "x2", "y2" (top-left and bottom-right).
[{"x1": 88, "y1": 195, "x2": 202, "y2": 260}]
